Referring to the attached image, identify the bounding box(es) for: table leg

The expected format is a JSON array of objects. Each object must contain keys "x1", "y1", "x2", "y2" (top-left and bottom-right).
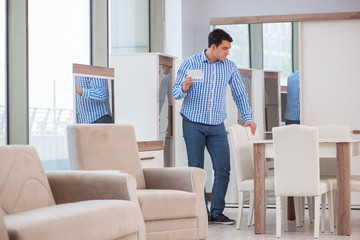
[
  {"x1": 287, "y1": 197, "x2": 296, "y2": 220},
  {"x1": 254, "y1": 143, "x2": 266, "y2": 234},
  {"x1": 336, "y1": 142, "x2": 351, "y2": 235}
]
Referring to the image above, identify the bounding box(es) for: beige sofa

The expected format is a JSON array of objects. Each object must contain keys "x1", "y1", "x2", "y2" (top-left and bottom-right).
[
  {"x1": 67, "y1": 124, "x2": 208, "y2": 240},
  {"x1": 0, "y1": 145, "x2": 145, "y2": 240}
]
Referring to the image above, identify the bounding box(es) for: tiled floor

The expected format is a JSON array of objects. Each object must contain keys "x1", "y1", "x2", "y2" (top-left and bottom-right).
[{"x1": 207, "y1": 206, "x2": 360, "y2": 239}]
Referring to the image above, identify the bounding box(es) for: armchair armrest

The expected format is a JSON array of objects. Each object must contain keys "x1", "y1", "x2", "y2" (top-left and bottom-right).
[
  {"x1": 0, "y1": 209, "x2": 9, "y2": 240},
  {"x1": 143, "y1": 167, "x2": 206, "y2": 192},
  {"x1": 143, "y1": 167, "x2": 208, "y2": 239},
  {"x1": 47, "y1": 170, "x2": 138, "y2": 204}
]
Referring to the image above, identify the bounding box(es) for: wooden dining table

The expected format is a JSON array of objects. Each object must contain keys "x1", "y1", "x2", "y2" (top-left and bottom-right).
[{"x1": 250, "y1": 138, "x2": 360, "y2": 236}]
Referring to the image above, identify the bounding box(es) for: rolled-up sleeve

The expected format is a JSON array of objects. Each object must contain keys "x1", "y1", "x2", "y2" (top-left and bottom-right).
[
  {"x1": 172, "y1": 61, "x2": 189, "y2": 100},
  {"x1": 229, "y1": 66, "x2": 252, "y2": 123}
]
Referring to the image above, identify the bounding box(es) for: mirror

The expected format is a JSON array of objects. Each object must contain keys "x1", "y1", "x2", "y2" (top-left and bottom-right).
[
  {"x1": 211, "y1": 12, "x2": 360, "y2": 128},
  {"x1": 72, "y1": 63, "x2": 115, "y2": 124},
  {"x1": 213, "y1": 21, "x2": 298, "y2": 133}
]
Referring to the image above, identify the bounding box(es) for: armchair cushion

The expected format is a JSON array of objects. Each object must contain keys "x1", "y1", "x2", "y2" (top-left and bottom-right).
[
  {"x1": 137, "y1": 189, "x2": 197, "y2": 221},
  {"x1": 5, "y1": 200, "x2": 142, "y2": 240}
]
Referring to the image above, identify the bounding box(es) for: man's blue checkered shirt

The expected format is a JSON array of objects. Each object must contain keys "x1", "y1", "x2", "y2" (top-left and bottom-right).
[
  {"x1": 76, "y1": 76, "x2": 112, "y2": 124},
  {"x1": 172, "y1": 51, "x2": 252, "y2": 125}
]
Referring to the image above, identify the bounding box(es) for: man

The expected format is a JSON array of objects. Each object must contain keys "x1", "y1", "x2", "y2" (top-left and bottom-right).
[
  {"x1": 285, "y1": 70, "x2": 300, "y2": 125},
  {"x1": 75, "y1": 76, "x2": 113, "y2": 124},
  {"x1": 172, "y1": 29, "x2": 256, "y2": 224}
]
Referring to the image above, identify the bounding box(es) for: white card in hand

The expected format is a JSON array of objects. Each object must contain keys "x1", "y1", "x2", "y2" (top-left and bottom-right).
[{"x1": 186, "y1": 69, "x2": 204, "y2": 81}]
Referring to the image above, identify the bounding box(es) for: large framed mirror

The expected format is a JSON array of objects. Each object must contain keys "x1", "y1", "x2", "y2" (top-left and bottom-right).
[
  {"x1": 211, "y1": 11, "x2": 360, "y2": 128},
  {"x1": 72, "y1": 63, "x2": 115, "y2": 124},
  {"x1": 212, "y1": 12, "x2": 360, "y2": 231}
]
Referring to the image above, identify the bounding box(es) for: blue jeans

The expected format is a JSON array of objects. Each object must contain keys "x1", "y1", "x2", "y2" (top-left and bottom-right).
[
  {"x1": 285, "y1": 119, "x2": 300, "y2": 125},
  {"x1": 93, "y1": 114, "x2": 114, "y2": 124},
  {"x1": 182, "y1": 116, "x2": 230, "y2": 218}
]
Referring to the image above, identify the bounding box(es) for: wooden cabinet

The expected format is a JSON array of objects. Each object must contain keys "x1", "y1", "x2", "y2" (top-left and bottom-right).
[
  {"x1": 110, "y1": 53, "x2": 176, "y2": 167},
  {"x1": 137, "y1": 141, "x2": 164, "y2": 168}
]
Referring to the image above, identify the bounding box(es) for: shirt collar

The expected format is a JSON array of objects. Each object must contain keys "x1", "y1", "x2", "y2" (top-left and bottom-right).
[
  {"x1": 201, "y1": 49, "x2": 226, "y2": 64},
  {"x1": 200, "y1": 50, "x2": 209, "y2": 63}
]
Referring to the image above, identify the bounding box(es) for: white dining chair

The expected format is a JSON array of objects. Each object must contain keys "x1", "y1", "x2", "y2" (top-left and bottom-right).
[
  {"x1": 228, "y1": 124, "x2": 274, "y2": 230},
  {"x1": 273, "y1": 125, "x2": 333, "y2": 238}
]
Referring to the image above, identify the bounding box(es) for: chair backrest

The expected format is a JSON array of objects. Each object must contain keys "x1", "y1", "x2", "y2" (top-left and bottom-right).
[
  {"x1": 245, "y1": 126, "x2": 262, "y2": 168},
  {"x1": 67, "y1": 124, "x2": 147, "y2": 189},
  {"x1": 317, "y1": 124, "x2": 350, "y2": 176},
  {"x1": 0, "y1": 145, "x2": 55, "y2": 214},
  {"x1": 273, "y1": 125, "x2": 320, "y2": 196},
  {"x1": 228, "y1": 124, "x2": 257, "y2": 187}
]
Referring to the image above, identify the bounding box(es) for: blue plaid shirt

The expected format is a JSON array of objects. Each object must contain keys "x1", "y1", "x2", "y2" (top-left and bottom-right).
[
  {"x1": 172, "y1": 51, "x2": 252, "y2": 125},
  {"x1": 76, "y1": 76, "x2": 112, "y2": 124},
  {"x1": 285, "y1": 71, "x2": 300, "y2": 121}
]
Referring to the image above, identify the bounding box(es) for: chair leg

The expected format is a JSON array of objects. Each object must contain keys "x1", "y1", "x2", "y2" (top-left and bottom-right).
[
  {"x1": 300, "y1": 197, "x2": 305, "y2": 227},
  {"x1": 248, "y1": 191, "x2": 254, "y2": 227},
  {"x1": 327, "y1": 191, "x2": 334, "y2": 233},
  {"x1": 321, "y1": 194, "x2": 326, "y2": 233},
  {"x1": 276, "y1": 196, "x2": 282, "y2": 238},
  {"x1": 237, "y1": 191, "x2": 244, "y2": 230},
  {"x1": 265, "y1": 191, "x2": 268, "y2": 220},
  {"x1": 314, "y1": 196, "x2": 320, "y2": 239},
  {"x1": 307, "y1": 196, "x2": 313, "y2": 224},
  {"x1": 294, "y1": 197, "x2": 302, "y2": 227},
  {"x1": 281, "y1": 196, "x2": 288, "y2": 232},
  {"x1": 333, "y1": 190, "x2": 337, "y2": 228}
]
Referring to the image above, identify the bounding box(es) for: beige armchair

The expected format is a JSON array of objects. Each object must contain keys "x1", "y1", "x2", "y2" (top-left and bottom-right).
[
  {"x1": 67, "y1": 124, "x2": 208, "y2": 240},
  {"x1": 0, "y1": 145, "x2": 145, "y2": 240}
]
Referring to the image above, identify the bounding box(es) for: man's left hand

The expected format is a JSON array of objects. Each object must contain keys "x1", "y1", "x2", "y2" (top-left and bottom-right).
[{"x1": 244, "y1": 121, "x2": 257, "y2": 135}]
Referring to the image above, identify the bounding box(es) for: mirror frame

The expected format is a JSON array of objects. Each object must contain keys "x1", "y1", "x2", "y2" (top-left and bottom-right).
[{"x1": 210, "y1": 12, "x2": 360, "y2": 25}]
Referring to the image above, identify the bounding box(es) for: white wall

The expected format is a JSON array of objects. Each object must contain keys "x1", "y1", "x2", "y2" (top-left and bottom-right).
[
  {"x1": 164, "y1": 0, "x2": 182, "y2": 59},
  {"x1": 180, "y1": 0, "x2": 360, "y2": 58}
]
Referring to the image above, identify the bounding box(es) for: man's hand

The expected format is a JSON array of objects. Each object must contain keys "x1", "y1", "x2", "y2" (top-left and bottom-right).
[
  {"x1": 182, "y1": 77, "x2": 194, "y2": 92},
  {"x1": 76, "y1": 84, "x2": 83, "y2": 96},
  {"x1": 244, "y1": 121, "x2": 257, "y2": 135}
]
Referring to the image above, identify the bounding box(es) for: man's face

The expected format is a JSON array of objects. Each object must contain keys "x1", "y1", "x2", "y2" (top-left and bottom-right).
[{"x1": 213, "y1": 40, "x2": 231, "y2": 61}]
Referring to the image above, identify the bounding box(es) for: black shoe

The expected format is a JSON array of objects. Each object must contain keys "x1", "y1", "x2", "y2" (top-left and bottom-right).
[
  {"x1": 208, "y1": 216, "x2": 211, "y2": 224},
  {"x1": 210, "y1": 213, "x2": 235, "y2": 225}
]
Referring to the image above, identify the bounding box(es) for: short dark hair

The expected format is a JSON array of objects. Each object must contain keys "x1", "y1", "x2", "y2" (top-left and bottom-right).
[{"x1": 208, "y1": 29, "x2": 233, "y2": 48}]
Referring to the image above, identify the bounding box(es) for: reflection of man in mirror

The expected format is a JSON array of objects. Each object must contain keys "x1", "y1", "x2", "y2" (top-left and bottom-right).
[
  {"x1": 285, "y1": 70, "x2": 300, "y2": 125},
  {"x1": 159, "y1": 65, "x2": 172, "y2": 167},
  {"x1": 75, "y1": 76, "x2": 114, "y2": 124},
  {"x1": 159, "y1": 65, "x2": 172, "y2": 113}
]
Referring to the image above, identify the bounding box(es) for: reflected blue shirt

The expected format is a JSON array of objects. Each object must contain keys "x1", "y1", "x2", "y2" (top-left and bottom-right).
[
  {"x1": 285, "y1": 71, "x2": 300, "y2": 121},
  {"x1": 76, "y1": 76, "x2": 112, "y2": 124},
  {"x1": 172, "y1": 51, "x2": 252, "y2": 125}
]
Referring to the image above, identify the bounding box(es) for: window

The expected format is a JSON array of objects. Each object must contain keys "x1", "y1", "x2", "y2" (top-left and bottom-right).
[
  {"x1": 28, "y1": 0, "x2": 90, "y2": 170},
  {"x1": 263, "y1": 23, "x2": 292, "y2": 85},
  {"x1": 0, "y1": 0, "x2": 6, "y2": 145},
  {"x1": 110, "y1": 0, "x2": 149, "y2": 54},
  {"x1": 214, "y1": 24, "x2": 250, "y2": 68}
]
